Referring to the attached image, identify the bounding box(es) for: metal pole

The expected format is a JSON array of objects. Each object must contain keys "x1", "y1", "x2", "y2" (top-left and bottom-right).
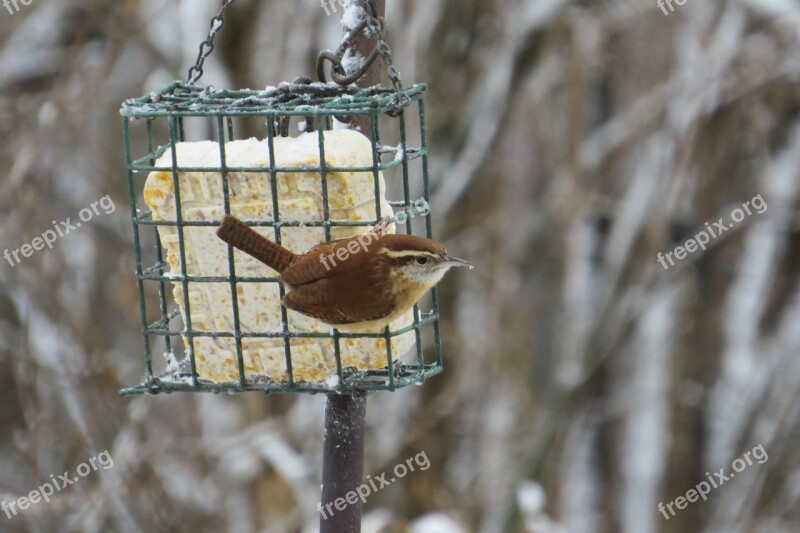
[
  {"x1": 319, "y1": 2, "x2": 386, "y2": 532},
  {"x1": 320, "y1": 394, "x2": 367, "y2": 532},
  {"x1": 352, "y1": 0, "x2": 386, "y2": 133}
]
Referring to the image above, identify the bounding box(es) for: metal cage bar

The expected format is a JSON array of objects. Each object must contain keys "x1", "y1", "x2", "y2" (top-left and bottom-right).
[
  {"x1": 124, "y1": 117, "x2": 155, "y2": 382},
  {"x1": 266, "y1": 116, "x2": 296, "y2": 389},
  {"x1": 168, "y1": 116, "x2": 200, "y2": 387},
  {"x1": 217, "y1": 115, "x2": 247, "y2": 389}
]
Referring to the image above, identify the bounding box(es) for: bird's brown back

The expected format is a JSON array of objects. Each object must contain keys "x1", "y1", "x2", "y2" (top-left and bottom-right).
[{"x1": 279, "y1": 234, "x2": 446, "y2": 324}]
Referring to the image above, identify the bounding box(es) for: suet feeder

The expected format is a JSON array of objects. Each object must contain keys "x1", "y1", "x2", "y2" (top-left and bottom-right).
[
  {"x1": 120, "y1": 7, "x2": 441, "y2": 396},
  {"x1": 119, "y1": 1, "x2": 441, "y2": 530}
]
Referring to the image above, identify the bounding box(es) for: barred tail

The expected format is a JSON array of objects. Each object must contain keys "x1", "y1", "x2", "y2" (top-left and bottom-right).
[{"x1": 216, "y1": 215, "x2": 299, "y2": 273}]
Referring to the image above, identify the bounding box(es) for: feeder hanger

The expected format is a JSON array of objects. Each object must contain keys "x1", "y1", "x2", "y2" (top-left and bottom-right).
[
  {"x1": 187, "y1": 0, "x2": 236, "y2": 86},
  {"x1": 316, "y1": 0, "x2": 411, "y2": 115},
  {"x1": 185, "y1": 0, "x2": 410, "y2": 116}
]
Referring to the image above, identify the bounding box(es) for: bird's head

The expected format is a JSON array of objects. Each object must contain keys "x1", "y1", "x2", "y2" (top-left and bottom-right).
[{"x1": 378, "y1": 235, "x2": 473, "y2": 292}]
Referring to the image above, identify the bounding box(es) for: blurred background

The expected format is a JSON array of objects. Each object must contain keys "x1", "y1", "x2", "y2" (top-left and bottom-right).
[{"x1": 1, "y1": 0, "x2": 800, "y2": 531}]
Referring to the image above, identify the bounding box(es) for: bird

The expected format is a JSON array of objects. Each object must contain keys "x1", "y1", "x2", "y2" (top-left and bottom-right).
[{"x1": 215, "y1": 214, "x2": 472, "y2": 331}]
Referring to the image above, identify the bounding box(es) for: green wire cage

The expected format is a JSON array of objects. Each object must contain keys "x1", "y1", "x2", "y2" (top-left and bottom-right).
[{"x1": 119, "y1": 81, "x2": 444, "y2": 396}]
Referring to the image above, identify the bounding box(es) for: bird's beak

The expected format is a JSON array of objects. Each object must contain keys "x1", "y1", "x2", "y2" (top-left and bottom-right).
[{"x1": 436, "y1": 256, "x2": 473, "y2": 269}]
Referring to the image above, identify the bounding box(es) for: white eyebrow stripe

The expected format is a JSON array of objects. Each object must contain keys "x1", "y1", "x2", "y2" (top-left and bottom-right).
[{"x1": 381, "y1": 250, "x2": 440, "y2": 259}]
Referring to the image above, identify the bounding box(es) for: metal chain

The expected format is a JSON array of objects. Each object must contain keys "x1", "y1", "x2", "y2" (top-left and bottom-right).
[
  {"x1": 316, "y1": 0, "x2": 411, "y2": 114},
  {"x1": 187, "y1": 0, "x2": 236, "y2": 85},
  {"x1": 316, "y1": 21, "x2": 381, "y2": 86},
  {"x1": 360, "y1": 0, "x2": 410, "y2": 111},
  {"x1": 187, "y1": 0, "x2": 409, "y2": 113}
]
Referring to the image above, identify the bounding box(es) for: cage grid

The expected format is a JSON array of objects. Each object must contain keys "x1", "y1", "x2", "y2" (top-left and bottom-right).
[{"x1": 120, "y1": 81, "x2": 443, "y2": 396}]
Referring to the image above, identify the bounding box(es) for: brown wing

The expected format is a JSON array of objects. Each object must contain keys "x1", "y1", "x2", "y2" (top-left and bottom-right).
[
  {"x1": 280, "y1": 233, "x2": 380, "y2": 286},
  {"x1": 281, "y1": 237, "x2": 396, "y2": 324},
  {"x1": 282, "y1": 282, "x2": 396, "y2": 324},
  {"x1": 279, "y1": 244, "x2": 344, "y2": 287}
]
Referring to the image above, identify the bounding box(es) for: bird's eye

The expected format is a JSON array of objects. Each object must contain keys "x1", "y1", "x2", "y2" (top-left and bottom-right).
[{"x1": 415, "y1": 256, "x2": 429, "y2": 265}]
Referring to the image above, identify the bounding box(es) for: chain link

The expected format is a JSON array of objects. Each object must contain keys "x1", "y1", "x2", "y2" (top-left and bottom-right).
[
  {"x1": 316, "y1": 0, "x2": 411, "y2": 114},
  {"x1": 360, "y1": 0, "x2": 410, "y2": 111},
  {"x1": 187, "y1": 0, "x2": 236, "y2": 85}
]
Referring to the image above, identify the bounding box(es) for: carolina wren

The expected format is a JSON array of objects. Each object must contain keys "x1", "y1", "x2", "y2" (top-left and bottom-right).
[{"x1": 216, "y1": 215, "x2": 472, "y2": 331}]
